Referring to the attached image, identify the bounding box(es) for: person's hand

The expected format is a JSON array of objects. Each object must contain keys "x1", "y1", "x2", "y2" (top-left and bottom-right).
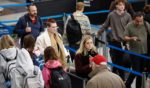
[
  {"x1": 25, "y1": 27, "x2": 32, "y2": 33},
  {"x1": 97, "y1": 30, "x2": 102, "y2": 36},
  {"x1": 33, "y1": 47, "x2": 41, "y2": 57},
  {"x1": 131, "y1": 37, "x2": 140, "y2": 41}
]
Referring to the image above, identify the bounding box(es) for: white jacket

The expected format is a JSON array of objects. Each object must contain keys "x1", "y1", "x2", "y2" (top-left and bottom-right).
[
  {"x1": 35, "y1": 29, "x2": 69, "y2": 56},
  {"x1": 0, "y1": 48, "x2": 44, "y2": 88}
]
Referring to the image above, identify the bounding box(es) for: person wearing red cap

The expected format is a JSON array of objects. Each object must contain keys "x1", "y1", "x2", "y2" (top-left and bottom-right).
[{"x1": 85, "y1": 54, "x2": 125, "y2": 88}]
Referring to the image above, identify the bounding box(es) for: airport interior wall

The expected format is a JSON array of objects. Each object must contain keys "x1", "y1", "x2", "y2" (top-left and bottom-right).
[{"x1": 36, "y1": 0, "x2": 147, "y2": 25}]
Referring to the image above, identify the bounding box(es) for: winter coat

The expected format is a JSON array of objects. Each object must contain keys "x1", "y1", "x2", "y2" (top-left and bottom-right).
[
  {"x1": 86, "y1": 66, "x2": 125, "y2": 88},
  {"x1": 75, "y1": 50, "x2": 97, "y2": 78},
  {"x1": 14, "y1": 48, "x2": 44, "y2": 88},
  {"x1": 0, "y1": 48, "x2": 44, "y2": 88},
  {"x1": 14, "y1": 13, "x2": 44, "y2": 47},
  {"x1": 0, "y1": 47, "x2": 16, "y2": 88},
  {"x1": 42, "y1": 60, "x2": 62, "y2": 88},
  {"x1": 35, "y1": 29, "x2": 69, "y2": 56}
]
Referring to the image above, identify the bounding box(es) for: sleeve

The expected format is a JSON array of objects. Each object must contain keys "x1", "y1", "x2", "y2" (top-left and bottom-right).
[
  {"x1": 85, "y1": 16, "x2": 91, "y2": 30},
  {"x1": 0, "y1": 55, "x2": 7, "y2": 73},
  {"x1": 98, "y1": 14, "x2": 111, "y2": 35},
  {"x1": 38, "y1": 67, "x2": 44, "y2": 87},
  {"x1": 34, "y1": 35, "x2": 45, "y2": 55},
  {"x1": 127, "y1": 14, "x2": 132, "y2": 23},
  {"x1": 14, "y1": 17, "x2": 27, "y2": 37},
  {"x1": 42, "y1": 67, "x2": 51, "y2": 88},
  {"x1": 74, "y1": 54, "x2": 92, "y2": 74},
  {"x1": 0, "y1": 55, "x2": 7, "y2": 88},
  {"x1": 124, "y1": 23, "x2": 130, "y2": 37}
]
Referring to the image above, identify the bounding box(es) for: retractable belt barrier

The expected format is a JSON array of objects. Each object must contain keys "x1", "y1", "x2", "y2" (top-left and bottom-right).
[{"x1": 1, "y1": 1, "x2": 149, "y2": 78}]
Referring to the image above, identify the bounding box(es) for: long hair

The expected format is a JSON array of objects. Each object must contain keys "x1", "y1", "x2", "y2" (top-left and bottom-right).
[
  {"x1": 0, "y1": 35, "x2": 15, "y2": 50},
  {"x1": 44, "y1": 46, "x2": 59, "y2": 62},
  {"x1": 23, "y1": 34, "x2": 36, "y2": 58},
  {"x1": 76, "y1": 35, "x2": 97, "y2": 55},
  {"x1": 23, "y1": 35, "x2": 35, "y2": 50}
]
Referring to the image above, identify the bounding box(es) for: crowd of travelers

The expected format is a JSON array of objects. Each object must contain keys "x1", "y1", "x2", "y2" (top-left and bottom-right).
[{"x1": 0, "y1": 0, "x2": 150, "y2": 88}]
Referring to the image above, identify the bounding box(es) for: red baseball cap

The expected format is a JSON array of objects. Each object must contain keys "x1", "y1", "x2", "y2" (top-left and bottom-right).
[{"x1": 90, "y1": 54, "x2": 107, "y2": 65}]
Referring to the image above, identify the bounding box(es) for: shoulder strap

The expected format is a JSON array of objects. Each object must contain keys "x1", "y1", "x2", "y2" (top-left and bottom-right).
[
  {"x1": 33, "y1": 66, "x2": 39, "y2": 75},
  {"x1": 70, "y1": 14, "x2": 76, "y2": 21},
  {"x1": 14, "y1": 49, "x2": 18, "y2": 60},
  {"x1": 0, "y1": 53, "x2": 5, "y2": 59}
]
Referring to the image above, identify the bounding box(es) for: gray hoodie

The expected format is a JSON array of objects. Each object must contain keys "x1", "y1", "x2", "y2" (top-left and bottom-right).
[{"x1": 0, "y1": 47, "x2": 17, "y2": 88}]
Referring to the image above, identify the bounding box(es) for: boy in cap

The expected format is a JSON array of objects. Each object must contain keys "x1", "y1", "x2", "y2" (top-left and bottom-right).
[{"x1": 85, "y1": 54, "x2": 125, "y2": 88}]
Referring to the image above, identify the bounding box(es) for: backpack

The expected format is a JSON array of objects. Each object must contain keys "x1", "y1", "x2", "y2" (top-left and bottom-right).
[
  {"x1": 16, "y1": 66, "x2": 44, "y2": 88},
  {"x1": 66, "y1": 15, "x2": 82, "y2": 46},
  {"x1": 0, "y1": 49, "x2": 18, "y2": 79},
  {"x1": 1, "y1": 48, "x2": 44, "y2": 88},
  {"x1": 50, "y1": 67, "x2": 72, "y2": 88},
  {"x1": 15, "y1": 48, "x2": 44, "y2": 88}
]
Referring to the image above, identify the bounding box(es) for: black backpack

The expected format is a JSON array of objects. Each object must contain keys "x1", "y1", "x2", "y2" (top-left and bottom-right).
[
  {"x1": 66, "y1": 15, "x2": 82, "y2": 46},
  {"x1": 50, "y1": 67, "x2": 72, "y2": 88}
]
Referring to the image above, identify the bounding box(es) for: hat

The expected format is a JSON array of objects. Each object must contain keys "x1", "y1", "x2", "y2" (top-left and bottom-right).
[{"x1": 90, "y1": 54, "x2": 107, "y2": 65}]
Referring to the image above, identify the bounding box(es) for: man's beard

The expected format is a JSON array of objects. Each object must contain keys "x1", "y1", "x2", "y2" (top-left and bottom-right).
[{"x1": 30, "y1": 13, "x2": 37, "y2": 17}]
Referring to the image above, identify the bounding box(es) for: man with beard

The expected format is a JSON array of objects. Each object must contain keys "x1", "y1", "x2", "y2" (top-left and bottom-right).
[{"x1": 14, "y1": 4, "x2": 44, "y2": 47}]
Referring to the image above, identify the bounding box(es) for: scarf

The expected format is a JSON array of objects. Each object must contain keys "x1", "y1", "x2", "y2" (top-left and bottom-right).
[{"x1": 48, "y1": 31, "x2": 67, "y2": 67}]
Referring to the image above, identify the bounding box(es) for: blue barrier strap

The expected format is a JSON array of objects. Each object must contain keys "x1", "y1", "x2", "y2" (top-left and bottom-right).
[
  {"x1": 89, "y1": 24, "x2": 150, "y2": 60},
  {"x1": 65, "y1": 10, "x2": 110, "y2": 17},
  {"x1": 41, "y1": 14, "x2": 63, "y2": 20},
  {"x1": 0, "y1": 15, "x2": 63, "y2": 23},
  {"x1": 65, "y1": 46, "x2": 77, "y2": 53},
  {"x1": 84, "y1": 10, "x2": 110, "y2": 15},
  {"x1": 0, "y1": 10, "x2": 110, "y2": 24},
  {"x1": 66, "y1": 46, "x2": 143, "y2": 76},
  {"x1": 128, "y1": 0, "x2": 145, "y2": 3},
  {"x1": 107, "y1": 62, "x2": 142, "y2": 76},
  {"x1": 0, "y1": 3, "x2": 30, "y2": 8},
  {"x1": 91, "y1": 24, "x2": 100, "y2": 29},
  {"x1": 0, "y1": 22, "x2": 13, "y2": 30},
  {"x1": 0, "y1": 22, "x2": 14, "y2": 35},
  {"x1": 108, "y1": 45, "x2": 150, "y2": 60},
  {"x1": 0, "y1": 20, "x2": 18, "y2": 23}
]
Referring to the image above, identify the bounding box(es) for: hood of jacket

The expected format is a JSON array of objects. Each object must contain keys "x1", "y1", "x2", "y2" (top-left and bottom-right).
[
  {"x1": 0, "y1": 47, "x2": 18, "y2": 60},
  {"x1": 44, "y1": 60, "x2": 62, "y2": 69}
]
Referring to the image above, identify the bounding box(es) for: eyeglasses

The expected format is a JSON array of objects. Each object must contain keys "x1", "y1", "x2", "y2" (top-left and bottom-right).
[{"x1": 48, "y1": 26, "x2": 59, "y2": 29}]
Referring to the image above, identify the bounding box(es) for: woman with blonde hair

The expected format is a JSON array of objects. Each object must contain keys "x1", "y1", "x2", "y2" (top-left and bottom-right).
[
  {"x1": 0, "y1": 35, "x2": 17, "y2": 88},
  {"x1": 75, "y1": 35, "x2": 97, "y2": 78}
]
